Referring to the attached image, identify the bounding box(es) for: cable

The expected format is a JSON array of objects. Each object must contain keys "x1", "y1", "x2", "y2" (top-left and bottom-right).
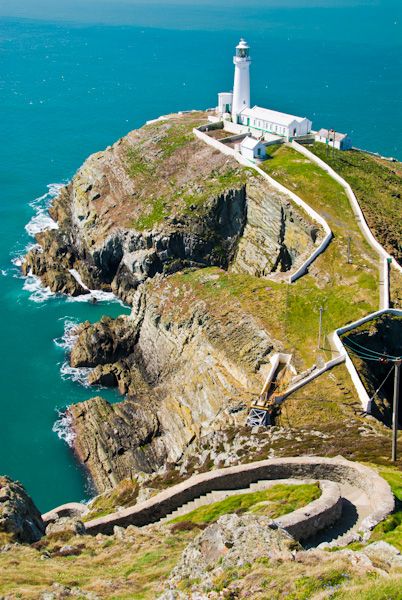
[
  {"x1": 369, "y1": 364, "x2": 395, "y2": 402},
  {"x1": 343, "y1": 336, "x2": 399, "y2": 360},
  {"x1": 344, "y1": 337, "x2": 398, "y2": 360},
  {"x1": 342, "y1": 340, "x2": 396, "y2": 362},
  {"x1": 342, "y1": 343, "x2": 390, "y2": 362}
]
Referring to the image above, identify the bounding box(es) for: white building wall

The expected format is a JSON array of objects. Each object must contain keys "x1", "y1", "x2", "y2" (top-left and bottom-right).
[
  {"x1": 218, "y1": 92, "x2": 233, "y2": 115},
  {"x1": 233, "y1": 61, "x2": 250, "y2": 118}
]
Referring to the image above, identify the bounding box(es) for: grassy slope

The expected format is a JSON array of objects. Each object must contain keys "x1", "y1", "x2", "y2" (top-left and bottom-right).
[
  {"x1": 170, "y1": 483, "x2": 321, "y2": 524},
  {"x1": 160, "y1": 139, "x2": 380, "y2": 369},
  {"x1": 1, "y1": 514, "x2": 400, "y2": 600},
  {"x1": 309, "y1": 143, "x2": 402, "y2": 265},
  {"x1": 123, "y1": 112, "x2": 248, "y2": 230}
]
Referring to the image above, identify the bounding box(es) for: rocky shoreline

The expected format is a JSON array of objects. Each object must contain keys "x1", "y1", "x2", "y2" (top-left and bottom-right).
[{"x1": 20, "y1": 111, "x2": 323, "y2": 494}]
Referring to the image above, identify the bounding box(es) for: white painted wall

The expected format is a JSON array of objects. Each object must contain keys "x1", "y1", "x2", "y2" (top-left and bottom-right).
[{"x1": 232, "y1": 57, "x2": 251, "y2": 119}]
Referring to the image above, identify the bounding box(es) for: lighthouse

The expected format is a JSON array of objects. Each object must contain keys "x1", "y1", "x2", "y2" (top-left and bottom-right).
[{"x1": 232, "y1": 38, "x2": 251, "y2": 122}]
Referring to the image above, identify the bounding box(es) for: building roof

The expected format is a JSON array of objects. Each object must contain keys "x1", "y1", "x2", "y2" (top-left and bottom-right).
[
  {"x1": 240, "y1": 136, "x2": 264, "y2": 150},
  {"x1": 316, "y1": 128, "x2": 348, "y2": 141},
  {"x1": 240, "y1": 105, "x2": 309, "y2": 127}
]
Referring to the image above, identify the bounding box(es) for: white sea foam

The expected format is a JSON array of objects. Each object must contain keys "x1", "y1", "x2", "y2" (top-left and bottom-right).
[
  {"x1": 22, "y1": 272, "x2": 55, "y2": 303},
  {"x1": 53, "y1": 317, "x2": 80, "y2": 351},
  {"x1": 25, "y1": 182, "x2": 64, "y2": 237},
  {"x1": 60, "y1": 361, "x2": 92, "y2": 387},
  {"x1": 54, "y1": 318, "x2": 93, "y2": 385},
  {"x1": 53, "y1": 410, "x2": 75, "y2": 447},
  {"x1": 68, "y1": 268, "x2": 90, "y2": 291},
  {"x1": 66, "y1": 288, "x2": 124, "y2": 305}
]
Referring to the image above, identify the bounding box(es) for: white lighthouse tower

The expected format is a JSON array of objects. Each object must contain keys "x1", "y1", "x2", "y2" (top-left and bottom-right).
[{"x1": 232, "y1": 38, "x2": 251, "y2": 122}]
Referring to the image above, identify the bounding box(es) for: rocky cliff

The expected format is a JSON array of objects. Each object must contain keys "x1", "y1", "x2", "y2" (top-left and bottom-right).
[
  {"x1": 20, "y1": 111, "x2": 323, "y2": 492},
  {"x1": 0, "y1": 477, "x2": 45, "y2": 544},
  {"x1": 68, "y1": 272, "x2": 280, "y2": 492},
  {"x1": 23, "y1": 111, "x2": 319, "y2": 304}
]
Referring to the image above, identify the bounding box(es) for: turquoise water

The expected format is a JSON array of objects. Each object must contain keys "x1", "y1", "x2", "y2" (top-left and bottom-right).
[{"x1": 0, "y1": 2, "x2": 401, "y2": 511}]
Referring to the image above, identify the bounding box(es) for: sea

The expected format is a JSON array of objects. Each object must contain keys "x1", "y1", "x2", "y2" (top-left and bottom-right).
[{"x1": 0, "y1": 0, "x2": 401, "y2": 511}]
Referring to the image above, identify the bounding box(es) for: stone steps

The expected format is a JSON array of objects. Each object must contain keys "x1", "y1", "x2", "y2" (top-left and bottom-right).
[{"x1": 158, "y1": 478, "x2": 313, "y2": 524}]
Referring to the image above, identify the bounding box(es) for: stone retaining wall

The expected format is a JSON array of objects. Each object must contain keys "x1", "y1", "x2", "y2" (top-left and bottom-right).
[
  {"x1": 83, "y1": 457, "x2": 394, "y2": 538},
  {"x1": 276, "y1": 480, "x2": 342, "y2": 540}
]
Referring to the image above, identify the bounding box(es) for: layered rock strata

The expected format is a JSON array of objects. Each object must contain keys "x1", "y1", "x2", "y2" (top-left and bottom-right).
[
  {"x1": 68, "y1": 276, "x2": 279, "y2": 492},
  {"x1": 23, "y1": 112, "x2": 320, "y2": 304}
]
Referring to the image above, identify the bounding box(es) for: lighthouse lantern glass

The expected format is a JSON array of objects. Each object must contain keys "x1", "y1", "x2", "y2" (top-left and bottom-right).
[{"x1": 237, "y1": 46, "x2": 249, "y2": 59}]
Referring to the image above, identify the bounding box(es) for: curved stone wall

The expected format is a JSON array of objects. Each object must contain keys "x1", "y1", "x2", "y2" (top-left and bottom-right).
[{"x1": 83, "y1": 456, "x2": 394, "y2": 538}]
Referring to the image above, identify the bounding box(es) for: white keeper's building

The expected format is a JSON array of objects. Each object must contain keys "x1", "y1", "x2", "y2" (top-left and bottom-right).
[{"x1": 217, "y1": 39, "x2": 312, "y2": 141}]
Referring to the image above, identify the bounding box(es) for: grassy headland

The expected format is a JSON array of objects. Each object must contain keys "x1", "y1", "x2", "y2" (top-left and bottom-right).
[
  {"x1": 123, "y1": 112, "x2": 249, "y2": 230},
  {"x1": 309, "y1": 143, "x2": 402, "y2": 265}
]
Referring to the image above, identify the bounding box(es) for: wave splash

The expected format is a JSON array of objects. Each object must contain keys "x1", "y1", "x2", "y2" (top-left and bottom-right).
[
  {"x1": 53, "y1": 410, "x2": 75, "y2": 447},
  {"x1": 18, "y1": 183, "x2": 127, "y2": 306},
  {"x1": 22, "y1": 271, "x2": 55, "y2": 303},
  {"x1": 25, "y1": 183, "x2": 63, "y2": 237},
  {"x1": 54, "y1": 318, "x2": 93, "y2": 386}
]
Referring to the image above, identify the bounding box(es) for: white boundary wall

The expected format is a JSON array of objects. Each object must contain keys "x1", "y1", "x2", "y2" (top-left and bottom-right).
[
  {"x1": 291, "y1": 141, "x2": 402, "y2": 308},
  {"x1": 194, "y1": 127, "x2": 333, "y2": 283},
  {"x1": 194, "y1": 126, "x2": 402, "y2": 413}
]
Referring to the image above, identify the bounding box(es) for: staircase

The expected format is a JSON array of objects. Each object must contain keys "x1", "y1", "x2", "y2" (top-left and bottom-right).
[{"x1": 158, "y1": 478, "x2": 312, "y2": 525}]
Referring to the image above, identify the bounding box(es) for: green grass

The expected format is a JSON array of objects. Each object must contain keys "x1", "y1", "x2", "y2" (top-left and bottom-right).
[
  {"x1": 132, "y1": 196, "x2": 168, "y2": 230},
  {"x1": 171, "y1": 265, "x2": 376, "y2": 368},
  {"x1": 169, "y1": 483, "x2": 321, "y2": 525},
  {"x1": 310, "y1": 143, "x2": 402, "y2": 264},
  {"x1": 126, "y1": 147, "x2": 154, "y2": 178},
  {"x1": 84, "y1": 478, "x2": 139, "y2": 522},
  {"x1": 369, "y1": 466, "x2": 402, "y2": 551}
]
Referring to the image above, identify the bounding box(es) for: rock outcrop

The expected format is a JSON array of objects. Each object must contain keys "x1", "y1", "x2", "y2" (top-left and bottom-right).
[
  {"x1": 164, "y1": 513, "x2": 298, "y2": 592},
  {"x1": 67, "y1": 273, "x2": 279, "y2": 492},
  {"x1": 23, "y1": 112, "x2": 320, "y2": 304},
  {"x1": 0, "y1": 476, "x2": 45, "y2": 543},
  {"x1": 232, "y1": 176, "x2": 320, "y2": 278},
  {"x1": 69, "y1": 396, "x2": 167, "y2": 493}
]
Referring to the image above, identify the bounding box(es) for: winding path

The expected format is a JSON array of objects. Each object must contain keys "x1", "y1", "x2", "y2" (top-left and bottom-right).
[
  {"x1": 43, "y1": 456, "x2": 394, "y2": 547},
  {"x1": 194, "y1": 124, "x2": 402, "y2": 412}
]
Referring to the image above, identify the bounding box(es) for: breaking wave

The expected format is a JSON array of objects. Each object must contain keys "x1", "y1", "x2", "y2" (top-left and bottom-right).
[
  {"x1": 60, "y1": 362, "x2": 92, "y2": 387},
  {"x1": 53, "y1": 317, "x2": 81, "y2": 351},
  {"x1": 53, "y1": 410, "x2": 75, "y2": 447},
  {"x1": 54, "y1": 318, "x2": 92, "y2": 386},
  {"x1": 25, "y1": 183, "x2": 63, "y2": 237},
  {"x1": 22, "y1": 272, "x2": 55, "y2": 303}
]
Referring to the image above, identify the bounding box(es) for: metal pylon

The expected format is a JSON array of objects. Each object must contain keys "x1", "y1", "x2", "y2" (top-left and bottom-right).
[{"x1": 247, "y1": 406, "x2": 271, "y2": 427}]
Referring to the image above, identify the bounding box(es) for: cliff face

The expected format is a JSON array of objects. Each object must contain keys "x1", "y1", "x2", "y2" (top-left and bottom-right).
[
  {"x1": 23, "y1": 112, "x2": 323, "y2": 493},
  {"x1": 68, "y1": 274, "x2": 278, "y2": 492},
  {"x1": 23, "y1": 112, "x2": 319, "y2": 304},
  {"x1": 0, "y1": 477, "x2": 45, "y2": 544},
  {"x1": 232, "y1": 176, "x2": 319, "y2": 278}
]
